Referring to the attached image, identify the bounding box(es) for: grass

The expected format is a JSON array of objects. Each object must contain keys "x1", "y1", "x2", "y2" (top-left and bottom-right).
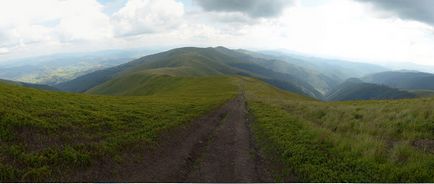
[
  {"x1": 2, "y1": 74, "x2": 434, "y2": 182},
  {"x1": 240, "y1": 77, "x2": 434, "y2": 182},
  {"x1": 88, "y1": 74, "x2": 236, "y2": 96},
  {"x1": 0, "y1": 76, "x2": 238, "y2": 182}
]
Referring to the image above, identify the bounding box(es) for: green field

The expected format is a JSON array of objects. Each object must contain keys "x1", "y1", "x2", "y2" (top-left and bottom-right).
[
  {"x1": 0, "y1": 76, "x2": 237, "y2": 181},
  {"x1": 242, "y1": 77, "x2": 434, "y2": 182}
]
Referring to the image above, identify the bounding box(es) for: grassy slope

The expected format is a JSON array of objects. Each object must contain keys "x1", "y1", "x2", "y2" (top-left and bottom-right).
[
  {"x1": 242, "y1": 77, "x2": 434, "y2": 182},
  {"x1": 407, "y1": 89, "x2": 434, "y2": 98},
  {"x1": 3, "y1": 71, "x2": 434, "y2": 182},
  {"x1": 0, "y1": 77, "x2": 238, "y2": 182},
  {"x1": 60, "y1": 47, "x2": 323, "y2": 99},
  {"x1": 363, "y1": 71, "x2": 434, "y2": 90},
  {"x1": 325, "y1": 79, "x2": 416, "y2": 101},
  {"x1": 0, "y1": 79, "x2": 58, "y2": 91}
]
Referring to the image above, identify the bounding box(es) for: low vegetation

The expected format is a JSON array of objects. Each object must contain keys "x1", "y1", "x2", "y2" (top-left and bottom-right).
[
  {"x1": 2, "y1": 65, "x2": 434, "y2": 182},
  {"x1": 0, "y1": 76, "x2": 237, "y2": 182},
  {"x1": 242, "y1": 77, "x2": 434, "y2": 182}
]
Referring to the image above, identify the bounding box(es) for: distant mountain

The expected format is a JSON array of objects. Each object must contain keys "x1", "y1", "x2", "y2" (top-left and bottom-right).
[
  {"x1": 379, "y1": 62, "x2": 434, "y2": 74},
  {"x1": 0, "y1": 48, "x2": 159, "y2": 85},
  {"x1": 57, "y1": 47, "x2": 324, "y2": 98},
  {"x1": 362, "y1": 71, "x2": 434, "y2": 90},
  {"x1": 257, "y1": 50, "x2": 388, "y2": 82},
  {"x1": 238, "y1": 49, "x2": 340, "y2": 95},
  {"x1": 325, "y1": 78, "x2": 415, "y2": 101},
  {"x1": 0, "y1": 79, "x2": 58, "y2": 91}
]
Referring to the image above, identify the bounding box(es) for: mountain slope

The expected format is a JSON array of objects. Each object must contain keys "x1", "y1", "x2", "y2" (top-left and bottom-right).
[
  {"x1": 58, "y1": 47, "x2": 323, "y2": 99},
  {"x1": 325, "y1": 78, "x2": 416, "y2": 101},
  {"x1": 0, "y1": 79, "x2": 58, "y2": 91},
  {"x1": 362, "y1": 71, "x2": 434, "y2": 90},
  {"x1": 0, "y1": 49, "x2": 157, "y2": 85},
  {"x1": 2, "y1": 73, "x2": 434, "y2": 182},
  {"x1": 258, "y1": 50, "x2": 388, "y2": 80},
  {"x1": 0, "y1": 76, "x2": 238, "y2": 182},
  {"x1": 238, "y1": 49, "x2": 341, "y2": 94},
  {"x1": 244, "y1": 77, "x2": 434, "y2": 182}
]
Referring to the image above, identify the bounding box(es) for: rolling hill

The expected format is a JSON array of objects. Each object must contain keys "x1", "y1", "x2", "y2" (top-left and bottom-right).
[
  {"x1": 325, "y1": 78, "x2": 416, "y2": 101},
  {"x1": 362, "y1": 71, "x2": 434, "y2": 90},
  {"x1": 1, "y1": 46, "x2": 434, "y2": 182},
  {"x1": 0, "y1": 49, "x2": 158, "y2": 85},
  {"x1": 255, "y1": 50, "x2": 388, "y2": 82},
  {"x1": 244, "y1": 77, "x2": 434, "y2": 182},
  {"x1": 57, "y1": 47, "x2": 324, "y2": 99},
  {"x1": 0, "y1": 79, "x2": 58, "y2": 91},
  {"x1": 238, "y1": 49, "x2": 340, "y2": 95},
  {"x1": 0, "y1": 76, "x2": 238, "y2": 182}
]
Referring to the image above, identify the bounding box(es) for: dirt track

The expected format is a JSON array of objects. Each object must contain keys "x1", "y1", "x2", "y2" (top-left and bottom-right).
[
  {"x1": 66, "y1": 95, "x2": 275, "y2": 182},
  {"x1": 118, "y1": 95, "x2": 272, "y2": 182}
]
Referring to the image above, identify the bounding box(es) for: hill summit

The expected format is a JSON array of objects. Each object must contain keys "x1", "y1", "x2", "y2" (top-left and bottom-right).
[{"x1": 56, "y1": 47, "x2": 323, "y2": 98}]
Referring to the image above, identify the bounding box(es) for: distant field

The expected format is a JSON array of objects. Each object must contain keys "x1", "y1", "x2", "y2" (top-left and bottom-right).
[
  {"x1": 0, "y1": 77, "x2": 237, "y2": 182},
  {"x1": 243, "y1": 77, "x2": 434, "y2": 182}
]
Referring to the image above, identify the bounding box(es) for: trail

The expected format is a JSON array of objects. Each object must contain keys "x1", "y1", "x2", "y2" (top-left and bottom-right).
[{"x1": 118, "y1": 95, "x2": 273, "y2": 182}]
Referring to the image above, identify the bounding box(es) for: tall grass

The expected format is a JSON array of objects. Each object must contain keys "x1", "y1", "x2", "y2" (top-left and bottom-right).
[{"x1": 241, "y1": 77, "x2": 434, "y2": 182}]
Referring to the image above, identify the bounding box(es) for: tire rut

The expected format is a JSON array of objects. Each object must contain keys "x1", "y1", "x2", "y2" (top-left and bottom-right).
[
  {"x1": 184, "y1": 95, "x2": 272, "y2": 182},
  {"x1": 78, "y1": 95, "x2": 272, "y2": 182}
]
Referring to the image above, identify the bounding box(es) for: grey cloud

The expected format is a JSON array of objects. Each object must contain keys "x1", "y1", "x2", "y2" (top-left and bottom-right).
[
  {"x1": 194, "y1": 0, "x2": 293, "y2": 18},
  {"x1": 358, "y1": 0, "x2": 434, "y2": 26}
]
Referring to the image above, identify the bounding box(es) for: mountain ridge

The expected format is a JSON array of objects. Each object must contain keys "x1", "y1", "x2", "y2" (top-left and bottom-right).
[
  {"x1": 325, "y1": 78, "x2": 416, "y2": 101},
  {"x1": 57, "y1": 47, "x2": 324, "y2": 99}
]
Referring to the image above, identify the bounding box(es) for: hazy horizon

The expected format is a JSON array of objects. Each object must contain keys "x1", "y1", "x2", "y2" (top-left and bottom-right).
[{"x1": 1, "y1": 0, "x2": 434, "y2": 68}]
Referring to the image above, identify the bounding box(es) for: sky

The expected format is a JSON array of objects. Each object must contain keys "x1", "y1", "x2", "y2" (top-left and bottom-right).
[{"x1": 1, "y1": 0, "x2": 434, "y2": 67}]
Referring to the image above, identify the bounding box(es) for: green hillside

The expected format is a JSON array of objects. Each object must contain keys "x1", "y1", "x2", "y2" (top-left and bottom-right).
[
  {"x1": 1, "y1": 73, "x2": 434, "y2": 182},
  {"x1": 0, "y1": 77, "x2": 237, "y2": 182},
  {"x1": 2, "y1": 47, "x2": 434, "y2": 182},
  {"x1": 243, "y1": 77, "x2": 434, "y2": 182},
  {"x1": 407, "y1": 89, "x2": 434, "y2": 98},
  {"x1": 325, "y1": 78, "x2": 416, "y2": 101},
  {"x1": 58, "y1": 47, "x2": 323, "y2": 99},
  {"x1": 260, "y1": 50, "x2": 388, "y2": 77},
  {"x1": 363, "y1": 71, "x2": 434, "y2": 90},
  {"x1": 0, "y1": 79, "x2": 58, "y2": 91}
]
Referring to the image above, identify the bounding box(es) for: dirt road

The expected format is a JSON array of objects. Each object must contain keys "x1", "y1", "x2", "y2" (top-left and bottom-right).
[
  {"x1": 67, "y1": 95, "x2": 274, "y2": 182},
  {"x1": 119, "y1": 95, "x2": 272, "y2": 182}
]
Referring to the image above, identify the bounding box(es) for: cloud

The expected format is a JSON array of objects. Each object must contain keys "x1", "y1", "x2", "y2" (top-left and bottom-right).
[
  {"x1": 193, "y1": 0, "x2": 293, "y2": 18},
  {"x1": 358, "y1": 0, "x2": 434, "y2": 26},
  {"x1": 55, "y1": 0, "x2": 113, "y2": 41},
  {"x1": 111, "y1": 0, "x2": 184, "y2": 36},
  {"x1": 0, "y1": 0, "x2": 112, "y2": 46},
  {"x1": 2, "y1": 0, "x2": 434, "y2": 68},
  {"x1": 0, "y1": 47, "x2": 9, "y2": 55}
]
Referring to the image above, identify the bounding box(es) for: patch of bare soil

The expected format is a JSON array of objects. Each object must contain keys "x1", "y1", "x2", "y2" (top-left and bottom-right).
[
  {"x1": 184, "y1": 95, "x2": 272, "y2": 182},
  {"x1": 412, "y1": 139, "x2": 434, "y2": 153}
]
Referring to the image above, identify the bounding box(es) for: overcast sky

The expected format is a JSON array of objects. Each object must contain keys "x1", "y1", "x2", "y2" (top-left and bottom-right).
[{"x1": 1, "y1": 0, "x2": 434, "y2": 66}]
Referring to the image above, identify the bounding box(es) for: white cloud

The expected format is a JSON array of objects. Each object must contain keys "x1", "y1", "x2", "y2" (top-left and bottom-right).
[
  {"x1": 0, "y1": 48, "x2": 9, "y2": 55},
  {"x1": 111, "y1": 0, "x2": 184, "y2": 36},
  {"x1": 211, "y1": 0, "x2": 434, "y2": 66},
  {"x1": 273, "y1": 0, "x2": 434, "y2": 66},
  {"x1": 54, "y1": 0, "x2": 113, "y2": 41},
  {"x1": 1, "y1": 0, "x2": 434, "y2": 67},
  {"x1": 0, "y1": 0, "x2": 112, "y2": 48}
]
